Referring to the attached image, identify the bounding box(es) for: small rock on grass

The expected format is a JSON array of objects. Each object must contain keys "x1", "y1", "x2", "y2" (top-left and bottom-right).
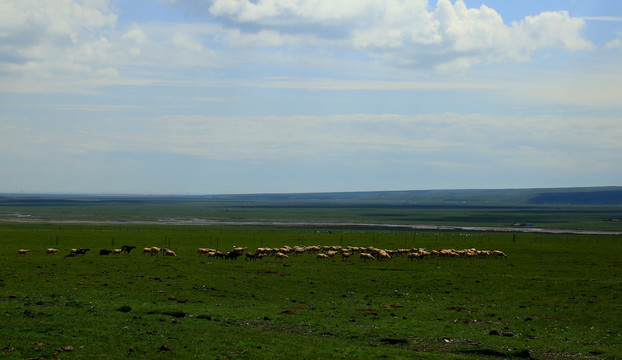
[
  {"x1": 158, "y1": 344, "x2": 173, "y2": 352},
  {"x1": 116, "y1": 305, "x2": 131, "y2": 313},
  {"x1": 54, "y1": 345, "x2": 74, "y2": 355}
]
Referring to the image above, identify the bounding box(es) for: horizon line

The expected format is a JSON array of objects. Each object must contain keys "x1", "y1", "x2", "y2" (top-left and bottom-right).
[{"x1": 1, "y1": 185, "x2": 620, "y2": 197}]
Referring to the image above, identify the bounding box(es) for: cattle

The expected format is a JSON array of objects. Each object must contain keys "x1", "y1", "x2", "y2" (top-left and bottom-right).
[
  {"x1": 245, "y1": 252, "x2": 261, "y2": 261},
  {"x1": 121, "y1": 245, "x2": 136, "y2": 254},
  {"x1": 225, "y1": 251, "x2": 242, "y2": 260},
  {"x1": 65, "y1": 248, "x2": 90, "y2": 257}
]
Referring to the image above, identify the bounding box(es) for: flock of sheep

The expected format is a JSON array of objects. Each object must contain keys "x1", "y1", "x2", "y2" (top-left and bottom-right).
[
  {"x1": 195, "y1": 245, "x2": 507, "y2": 261},
  {"x1": 17, "y1": 245, "x2": 507, "y2": 261}
]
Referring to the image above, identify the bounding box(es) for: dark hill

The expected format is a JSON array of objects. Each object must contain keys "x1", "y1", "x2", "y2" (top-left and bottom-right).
[{"x1": 528, "y1": 189, "x2": 622, "y2": 205}]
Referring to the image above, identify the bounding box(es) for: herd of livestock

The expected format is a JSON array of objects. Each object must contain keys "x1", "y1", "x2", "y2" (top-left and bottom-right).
[{"x1": 17, "y1": 244, "x2": 507, "y2": 261}]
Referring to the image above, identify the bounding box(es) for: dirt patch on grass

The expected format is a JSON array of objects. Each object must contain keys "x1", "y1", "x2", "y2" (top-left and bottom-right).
[{"x1": 260, "y1": 270, "x2": 284, "y2": 277}]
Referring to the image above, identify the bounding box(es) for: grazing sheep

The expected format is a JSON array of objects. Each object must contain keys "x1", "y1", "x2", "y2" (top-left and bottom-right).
[
  {"x1": 305, "y1": 245, "x2": 321, "y2": 253},
  {"x1": 477, "y1": 250, "x2": 492, "y2": 257},
  {"x1": 408, "y1": 252, "x2": 422, "y2": 261},
  {"x1": 492, "y1": 250, "x2": 507, "y2": 258},
  {"x1": 163, "y1": 249, "x2": 177, "y2": 256},
  {"x1": 66, "y1": 248, "x2": 90, "y2": 257},
  {"x1": 197, "y1": 248, "x2": 212, "y2": 255},
  {"x1": 245, "y1": 252, "x2": 260, "y2": 261},
  {"x1": 17, "y1": 249, "x2": 31, "y2": 255},
  {"x1": 46, "y1": 248, "x2": 59, "y2": 255},
  {"x1": 378, "y1": 250, "x2": 392, "y2": 261},
  {"x1": 112, "y1": 249, "x2": 122, "y2": 254},
  {"x1": 275, "y1": 252, "x2": 288, "y2": 260},
  {"x1": 278, "y1": 246, "x2": 292, "y2": 254},
  {"x1": 316, "y1": 253, "x2": 329, "y2": 260},
  {"x1": 99, "y1": 249, "x2": 113, "y2": 255},
  {"x1": 439, "y1": 249, "x2": 459, "y2": 257},
  {"x1": 359, "y1": 253, "x2": 375, "y2": 261},
  {"x1": 255, "y1": 247, "x2": 269, "y2": 255},
  {"x1": 340, "y1": 252, "x2": 352, "y2": 261},
  {"x1": 212, "y1": 251, "x2": 226, "y2": 259}
]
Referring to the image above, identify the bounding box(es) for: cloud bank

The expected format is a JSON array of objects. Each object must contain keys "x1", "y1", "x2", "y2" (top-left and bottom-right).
[
  {"x1": 0, "y1": 0, "x2": 595, "y2": 85},
  {"x1": 164, "y1": 0, "x2": 594, "y2": 71}
]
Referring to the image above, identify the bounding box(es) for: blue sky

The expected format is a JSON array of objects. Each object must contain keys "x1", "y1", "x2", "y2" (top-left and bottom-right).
[{"x1": 1, "y1": 0, "x2": 621, "y2": 194}]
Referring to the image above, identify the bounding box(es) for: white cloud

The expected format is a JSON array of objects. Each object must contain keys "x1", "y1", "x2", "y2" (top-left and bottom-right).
[
  {"x1": 606, "y1": 38, "x2": 622, "y2": 51},
  {"x1": 582, "y1": 16, "x2": 622, "y2": 22},
  {"x1": 4, "y1": 113, "x2": 618, "y2": 164},
  {"x1": 0, "y1": 0, "x2": 117, "y2": 75},
  {"x1": 2, "y1": 111, "x2": 620, "y2": 192},
  {"x1": 0, "y1": 0, "x2": 599, "y2": 92},
  {"x1": 505, "y1": 64, "x2": 622, "y2": 108},
  {"x1": 162, "y1": 0, "x2": 595, "y2": 71}
]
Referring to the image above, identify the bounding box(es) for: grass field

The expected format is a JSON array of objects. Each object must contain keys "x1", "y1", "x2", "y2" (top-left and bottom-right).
[
  {"x1": 2, "y1": 200, "x2": 622, "y2": 232},
  {"x1": 1, "y1": 223, "x2": 621, "y2": 359}
]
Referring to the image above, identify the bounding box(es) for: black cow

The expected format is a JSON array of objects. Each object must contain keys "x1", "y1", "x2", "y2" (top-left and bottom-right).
[
  {"x1": 99, "y1": 249, "x2": 113, "y2": 255},
  {"x1": 76, "y1": 248, "x2": 90, "y2": 255},
  {"x1": 121, "y1": 245, "x2": 136, "y2": 254},
  {"x1": 224, "y1": 251, "x2": 242, "y2": 260},
  {"x1": 65, "y1": 248, "x2": 90, "y2": 257}
]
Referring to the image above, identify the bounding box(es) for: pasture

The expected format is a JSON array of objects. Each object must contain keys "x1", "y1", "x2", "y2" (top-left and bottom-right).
[{"x1": 1, "y1": 224, "x2": 621, "y2": 359}]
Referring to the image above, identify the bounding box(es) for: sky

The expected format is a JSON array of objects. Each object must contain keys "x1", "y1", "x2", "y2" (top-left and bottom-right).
[{"x1": 1, "y1": 0, "x2": 621, "y2": 194}]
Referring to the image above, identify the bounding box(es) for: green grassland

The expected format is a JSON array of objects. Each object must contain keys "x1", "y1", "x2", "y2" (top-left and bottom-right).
[
  {"x1": 1, "y1": 224, "x2": 621, "y2": 359},
  {"x1": 1, "y1": 188, "x2": 622, "y2": 230}
]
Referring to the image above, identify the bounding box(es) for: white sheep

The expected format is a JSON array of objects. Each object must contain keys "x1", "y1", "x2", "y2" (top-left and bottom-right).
[
  {"x1": 197, "y1": 248, "x2": 211, "y2": 255},
  {"x1": 378, "y1": 250, "x2": 392, "y2": 261},
  {"x1": 492, "y1": 250, "x2": 507, "y2": 258},
  {"x1": 17, "y1": 249, "x2": 31, "y2": 255},
  {"x1": 359, "y1": 253, "x2": 375, "y2": 261}
]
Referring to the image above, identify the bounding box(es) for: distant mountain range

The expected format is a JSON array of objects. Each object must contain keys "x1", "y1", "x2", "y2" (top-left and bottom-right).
[
  {"x1": 200, "y1": 186, "x2": 622, "y2": 205},
  {"x1": 2, "y1": 186, "x2": 620, "y2": 206}
]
